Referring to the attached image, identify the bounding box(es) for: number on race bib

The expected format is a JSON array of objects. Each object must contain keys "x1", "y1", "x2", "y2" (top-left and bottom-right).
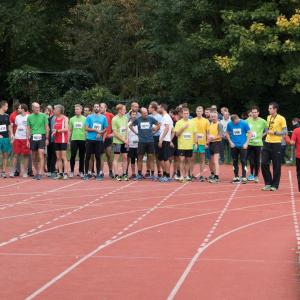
[
  {"x1": 183, "y1": 133, "x2": 192, "y2": 140},
  {"x1": 197, "y1": 133, "x2": 204, "y2": 140},
  {"x1": 0, "y1": 125, "x2": 7, "y2": 132},
  {"x1": 140, "y1": 122, "x2": 150, "y2": 130},
  {"x1": 120, "y1": 127, "x2": 126, "y2": 134},
  {"x1": 32, "y1": 134, "x2": 42, "y2": 141},
  {"x1": 74, "y1": 122, "x2": 83, "y2": 129},
  {"x1": 93, "y1": 123, "x2": 102, "y2": 131},
  {"x1": 233, "y1": 128, "x2": 242, "y2": 136},
  {"x1": 251, "y1": 132, "x2": 257, "y2": 139}
]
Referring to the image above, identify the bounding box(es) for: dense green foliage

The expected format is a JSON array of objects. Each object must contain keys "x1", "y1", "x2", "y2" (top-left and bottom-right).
[{"x1": 0, "y1": 0, "x2": 299, "y2": 119}]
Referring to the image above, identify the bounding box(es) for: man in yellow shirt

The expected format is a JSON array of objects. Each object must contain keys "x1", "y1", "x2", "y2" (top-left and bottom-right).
[
  {"x1": 261, "y1": 102, "x2": 287, "y2": 191},
  {"x1": 192, "y1": 106, "x2": 209, "y2": 181},
  {"x1": 174, "y1": 108, "x2": 196, "y2": 181}
]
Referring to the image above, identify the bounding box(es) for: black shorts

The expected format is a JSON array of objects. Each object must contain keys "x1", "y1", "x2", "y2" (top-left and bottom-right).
[
  {"x1": 113, "y1": 143, "x2": 128, "y2": 154},
  {"x1": 158, "y1": 141, "x2": 171, "y2": 161},
  {"x1": 86, "y1": 140, "x2": 104, "y2": 155},
  {"x1": 128, "y1": 148, "x2": 138, "y2": 164},
  {"x1": 178, "y1": 149, "x2": 193, "y2": 158},
  {"x1": 153, "y1": 136, "x2": 160, "y2": 155},
  {"x1": 54, "y1": 143, "x2": 68, "y2": 151},
  {"x1": 30, "y1": 134, "x2": 46, "y2": 151},
  {"x1": 138, "y1": 142, "x2": 155, "y2": 156},
  {"x1": 104, "y1": 137, "x2": 113, "y2": 149},
  {"x1": 209, "y1": 141, "x2": 221, "y2": 155}
]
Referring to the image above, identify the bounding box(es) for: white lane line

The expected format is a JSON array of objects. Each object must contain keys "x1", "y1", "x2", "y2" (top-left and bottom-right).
[
  {"x1": 25, "y1": 181, "x2": 191, "y2": 300},
  {"x1": 288, "y1": 171, "x2": 300, "y2": 259},
  {"x1": 0, "y1": 181, "x2": 28, "y2": 189},
  {"x1": 0, "y1": 182, "x2": 134, "y2": 248},
  {"x1": 167, "y1": 184, "x2": 240, "y2": 300},
  {"x1": 0, "y1": 181, "x2": 83, "y2": 211}
]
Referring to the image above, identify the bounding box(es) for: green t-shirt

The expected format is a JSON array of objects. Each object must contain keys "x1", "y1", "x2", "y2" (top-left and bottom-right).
[
  {"x1": 69, "y1": 115, "x2": 86, "y2": 141},
  {"x1": 246, "y1": 117, "x2": 267, "y2": 146},
  {"x1": 27, "y1": 113, "x2": 48, "y2": 135},
  {"x1": 112, "y1": 115, "x2": 128, "y2": 144}
]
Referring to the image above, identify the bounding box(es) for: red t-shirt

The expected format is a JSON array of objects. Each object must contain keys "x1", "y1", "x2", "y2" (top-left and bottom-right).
[
  {"x1": 291, "y1": 128, "x2": 300, "y2": 158},
  {"x1": 54, "y1": 116, "x2": 68, "y2": 144},
  {"x1": 104, "y1": 112, "x2": 114, "y2": 136},
  {"x1": 10, "y1": 111, "x2": 18, "y2": 133}
]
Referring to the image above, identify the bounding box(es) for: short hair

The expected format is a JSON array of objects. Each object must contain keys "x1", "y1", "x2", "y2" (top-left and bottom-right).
[
  {"x1": 13, "y1": 102, "x2": 20, "y2": 111},
  {"x1": 231, "y1": 114, "x2": 239, "y2": 122},
  {"x1": 149, "y1": 101, "x2": 158, "y2": 111},
  {"x1": 84, "y1": 106, "x2": 91, "y2": 111},
  {"x1": 0, "y1": 101, "x2": 8, "y2": 108},
  {"x1": 116, "y1": 104, "x2": 125, "y2": 112},
  {"x1": 180, "y1": 102, "x2": 188, "y2": 108},
  {"x1": 159, "y1": 103, "x2": 168, "y2": 111},
  {"x1": 74, "y1": 104, "x2": 83, "y2": 110},
  {"x1": 182, "y1": 107, "x2": 189, "y2": 113},
  {"x1": 100, "y1": 102, "x2": 107, "y2": 109},
  {"x1": 20, "y1": 103, "x2": 28, "y2": 112},
  {"x1": 196, "y1": 106, "x2": 204, "y2": 111},
  {"x1": 54, "y1": 104, "x2": 65, "y2": 114},
  {"x1": 175, "y1": 107, "x2": 183, "y2": 114},
  {"x1": 130, "y1": 110, "x2": 137, "y2": 116},
  {"x1": 251, "y1": 106, "x2": 260, "y2": 112},
  {"x1": 131, "y1": 102, "x2": 139, "y2": 107},
  {"x1": 269, "y1": 102, "x2": 279, "y2": 110}
]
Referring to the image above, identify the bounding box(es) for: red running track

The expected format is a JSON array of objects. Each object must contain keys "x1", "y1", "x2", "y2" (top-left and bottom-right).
[{"x1": 0, "y1": 165, "x2": 299, "y2": 299}]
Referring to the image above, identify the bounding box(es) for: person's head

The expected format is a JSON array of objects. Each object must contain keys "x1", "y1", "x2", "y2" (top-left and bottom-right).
[
  {"x1": 140, "y1": 107, "x2": 148, "y2": 118},
  {"x1": 131, "y1": 102, "x2": 139, "y2": 113},
  {"x1": 44, "y1": 107, "x2": 51, "y2": 116},
  {"x1": 176, "y1": 107, "x2": 183, "y2": 119},
  {"x1": 292, "y1": 118, "x2": 299, "y2": 126},
  {"x1": 74, "y1": 104, "x2": 83, "y2": 116},
  {"x1": 196, "y1": 106, "x2": 204, "y2": 118},
  {"x1": 130, "y1": 110, "x2": 137, "y2": 120},
  {"x1": 93, "y1": 103, "x2": 100, "y2": 114},
  {"x1": 148, "y1": 101, "x2": 158, "y2": 114},
  {"x1": 100, "y1": 102, "x2": 107, "y2": 114},
  {"x1": 268, "y1": 102, "x2": 279, "y2": 115},
  {"x1": 84, "y1": 106, "x2": 91, "y2": 116},
  {"x1": 210, "y1": 111, "x2": 218, "y2": 122},
  {"x1": 20, "y1": 103, "x2": 28, "y2": 114},
  {"x1": 204, "y1": 108, "x2": 211, "y2": 118},
  {"x1": 182, "y1": 108, "x2": 189, "y2": 120},
  {"x1": 251, "y1": 106, "x2": 260, "y2": 119},
  {"x1": 13, "y1": 102, "x2": 20, "y2": 112},
  {"x1": 0, "y1": 101, "x2": 8, "y2": 112},
  {"x1": 31, "y1": 102, "x2": 40, "y2": 114},
  {"x1": 221, "y1": 107, "x2": 228, "y2": 115},
  {"x1": 231, "y1": 114, "x2": 240, "y2": 125},
  {"x1": 54, "y1": 104, "x2": 64, "y2": 116},
  {"x1": 247, "y1": 110, "x2": 253, "y2": 118},
  {"x1": 211, "y1": 104, "x2": 217, "y2": 111},
  {"x1": 46, "y1": 105, "x2": 53, "y2": 116},
  {"x1": 223, "y1": 110, "x2": 230, "y2": 120},
  {"x1": 158, "y1": 103, "x2": 168, "y2": 114},
  {"x1": 116, "y1": 104, "x2": 126, "y2": 116},
  {"x1": 180, "y1": 102, "x2": 188, "y2": 109}
]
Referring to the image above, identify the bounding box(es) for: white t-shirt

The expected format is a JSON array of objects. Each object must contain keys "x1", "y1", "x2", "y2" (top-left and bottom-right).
[
  {"x1": 160, "y1": 113, "x2": 173, "y2": 142},
  {"x1": 220, "y1": 118, "x2": 230, "y2": 138},
  {"x1": 15, "y1": 114, "x2": 28, "y2": 139},
  {"x1": 128, "y1": 125, "x2": 139, "y2": 148}
]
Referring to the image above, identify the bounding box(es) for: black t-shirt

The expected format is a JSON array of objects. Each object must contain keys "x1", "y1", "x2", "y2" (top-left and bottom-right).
[
  {"x1": 0, "y1": 113, "x2": 10, "y2": 138},
  {"x1": 132, "y1": 116, "x2": 158, "y2": 143}
]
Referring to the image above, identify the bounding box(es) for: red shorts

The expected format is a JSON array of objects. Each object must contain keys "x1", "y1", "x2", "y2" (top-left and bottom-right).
[{"x1": 13, "y1": 139, "x2": 30, "y2": 155}]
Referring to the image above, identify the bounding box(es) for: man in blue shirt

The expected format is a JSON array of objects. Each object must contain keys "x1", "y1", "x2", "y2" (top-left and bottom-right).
[
  {"x1": 129, "y1": 107, "x2": 159, "y2": 180},
  {"x1": 84, "y1": 103, "x2": 108, "y2": 180},
  {"x1": 226, "y1": 114, "x2": 252, "y2": 184}
]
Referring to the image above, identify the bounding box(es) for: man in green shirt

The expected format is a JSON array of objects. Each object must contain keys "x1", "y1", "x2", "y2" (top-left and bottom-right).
[
  {"x1": 27, "y1": 102, "x2": 49, "y2": 180},
  {"x1": 246, "y1": 106, "x2": 267, "y2": 183},
  {"x1": 69, "y1": 104, "x2": 86, "y2": 178}
]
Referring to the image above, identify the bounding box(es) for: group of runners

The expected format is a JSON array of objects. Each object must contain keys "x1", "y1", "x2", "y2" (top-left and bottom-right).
[{"x1": 0, "y1": 99, "x2": 299, "y2": 192}]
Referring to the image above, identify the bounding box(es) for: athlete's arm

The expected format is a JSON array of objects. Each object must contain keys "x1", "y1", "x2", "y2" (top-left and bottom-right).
[
  {"x1": 8, "y1": 124, "x2": 13, "y2": 141},
  {"x1": 226, "y1": 132, "x2": 235, "y2": 148},
  {"x1": 243, "y1": 130, "x2": 252, "y2": 149},
  {"x1": 274, "y1": 127, "x2": 288, "y2": 136},
  {"x1": 159, "y1": 124, "x2": 169, "y2": 147}
]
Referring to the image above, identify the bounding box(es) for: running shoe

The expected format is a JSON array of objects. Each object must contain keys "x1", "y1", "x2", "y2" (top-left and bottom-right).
[
  {"x1": 247, "y1": 174, "x2": 255, "y2": 181},
  {"x1": 185, "y1": 176, "x2": 193, "y2": 182},
  {"x1": 198, "y1": 176, "x2": 205, "y2": 182},
  {"x1": 1, "y1": 172, "x2": 6, "y2": 178},
  {"x1": 28, "y1": 170, "x2": 34, "y2": 177},
  {"x1": 37, "y1": 174, "x2": 42, "y2": 180},
  {"x1": 9, "y1": 172, "x2": 14, "y2": 178},
  {"x1": 174, "y1": 174, "x2": 181, "y2": 181},
  {"x1": 270, "y1": 186, "x2": 277, "y2": 192},
  {"x1": 79, "y1": 172, "x2": 84, "y2": 179},
  {"x1": 232, "y1": 177, "x2": 240, "y2": 184},
  {"x1": 63, "y1": 174, "x2": 69, "y2": 180},
  {"x1": 109, "y1": 170, "x2": 114, "y2": 178},
  {"x1": 134, "y1": 174, "x2": 143, "y2": 181},
  {"x1": 14, "y1": 171, "x2": 20, "y2": 177},
  {"x1": 262, "y1": 185, "x2": 272, "y2": 191},
  {"x1": 23, "y1": 173, "x2": 28, "y2": 178},
  {"x1": 159, "y1": 176, "x2": 168, "y2": 183},
  {"x1": 241, "y1": 177, "x2": 248, "y2": 184},
  {"x1": 116, "y1": 175, "x2": 123, "y2": 181},
  {"x1": 54, "y1": 174, "x2": 63, "y2": 180},
  {"x1": 122, "y1": 174, "x2": 129, "y2": 181},
  {"x1": 144, "y1": 173, "x2": 152, "y2": 179},
  {"x1": 83, "y1": 174, "x2": 89, "y2": 180},
  {"x1": 96, "y1": 174, "x2": 103, "y2": 181},
  {"x1": 69, "y1": 172, "x2": 74, "y2": 178},
  {"x1": 254, "y1": 176, "x2": 259, "y2": 183},
  {"x1": 209, "y1": 177, "x2": 219, "y2": 184}
]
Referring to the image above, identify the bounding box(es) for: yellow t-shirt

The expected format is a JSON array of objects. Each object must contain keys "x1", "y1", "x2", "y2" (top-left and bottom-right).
[
  {"x1": 174, "y1": 119, "x2": 195, "y2": 150},
  {"x1": 266, "y1": 114, "x2": 287, "y2": 143},
  {"x1": 193, "y1": 117, "x2": 209, "y2": 145},
  {"x1": 208, "y1": 122, "x2": 222, "y2": 142}
]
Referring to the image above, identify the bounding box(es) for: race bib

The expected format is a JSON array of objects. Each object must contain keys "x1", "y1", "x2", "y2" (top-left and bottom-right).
[
  {"x1": 33, "y1": 134, "x2": 42, "y2": 141},
  {"x1": 0, "y1": 125, "x2": 7, "y2": 132},
  {"x1": 120, "y1": 127, "x2": 126, "y2": 134},
  {"x1": 233, "y1": 128, "x2": 242, "y2": 136},
  {"x1": 133, "y1": 140, "x2": 138, "y2": 144},
  {"x1": 183, "y1": 133, "x2": 192, "y2": 140},
  {"x1": 93, "y1": 123, "x2": 102, "y2": 131},
  {"x1": 22, "y1": 120, "x2": 27, "y2": 126},
  {"x1": 74, "y1": 122, "x2": 83, "y2": 129},
  {"x1": 17, "y1": 127, "x2": 25, "y2": 132},
  {"x1": 251, "y1": 131, "x2": 257, "y2": 139},
  {"x1": 140, "y1": 122, "x2": 150, "y2": 130},
  {"x1": 197, "y1": 133, "x2": 204, "y2": 140}
]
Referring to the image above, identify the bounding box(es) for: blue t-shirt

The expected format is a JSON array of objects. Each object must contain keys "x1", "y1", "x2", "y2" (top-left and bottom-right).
[
  {"x1": 85, "y1": 114, "x2": 108, "y2": 141},
  {"x1": 133, "y1": 116, "x2": 158, "y2": 143},
  {"x1": 227, "y1": 120, "x2": 250, "y2": 148},
  {"x1": 151, "y1": 113, "x2": 163, "y2": 136}
]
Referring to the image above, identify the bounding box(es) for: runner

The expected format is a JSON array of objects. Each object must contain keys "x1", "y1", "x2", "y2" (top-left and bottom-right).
[
  {"x1": 84, "y1": 103, "x2": 108, "y2": 181},
  {"x1": 129, "y1": 107, "x2": 159, "y2": 180},
  {"x1": 220, "y1": 109, "x2": 231, "y2": 164},
  {"x1": 291, "y1": 126, "x2": 300, "y2": 192},
  {"x1": 10, "y1": 104, "x2": 30, "y2": 178},
  {"x1": 127, "y1": 111, "x2": 139, "y2": 179},
  {"x1": 126, "y1": 102, "x2": 141, "y2": 119},
  {"x1": 47, "y1": 107, "x2": 57, "y2": 177},
  {"x1": 192, "y1": 106, "x2": 209, "y2": 182},
  {"x1": 261, "y1": 102, "x2": 287, "y2": 191},
  {"x1": 148, "y1": 101, "x2": 163, "y2": 177},
  {"x1": 174, "y1": 107, "x2": 195, "y2": 182},
  {"x1": 207, "y1": 111, "x2": 223, "y2": 183},
  {"x1": 0, "y1": 101, "x2": 12, "y2": 178},
  {"x1": 69, "y1": 104, "x2": 86, "y2": 178},
  {"x1": 112, "y1": 104, "x2": 128, "y2": 181},
  {"x1": 246, "y1": 106, "x2": 267, "y2": 183},
  {"x1": 100, "y1": 103, "x2": 114, "y2": 178},
  {"x1": 226, "y1": 114, "x2": 252, "y2": 184},
  {"x1": 52, "y1": 105, "x2": 69, "y2": 180},
  {"x1": 84, "y1": 106, "x2": 92, "y2": 117}
]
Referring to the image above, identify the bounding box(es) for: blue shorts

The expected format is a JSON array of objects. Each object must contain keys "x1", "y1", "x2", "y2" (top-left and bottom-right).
[
  {"x1": 193, "y1": 144, "x2": 205, "y2": 154},
  {"x1": 0, "y1": 138, "x2": 12, "y2": 153}
]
